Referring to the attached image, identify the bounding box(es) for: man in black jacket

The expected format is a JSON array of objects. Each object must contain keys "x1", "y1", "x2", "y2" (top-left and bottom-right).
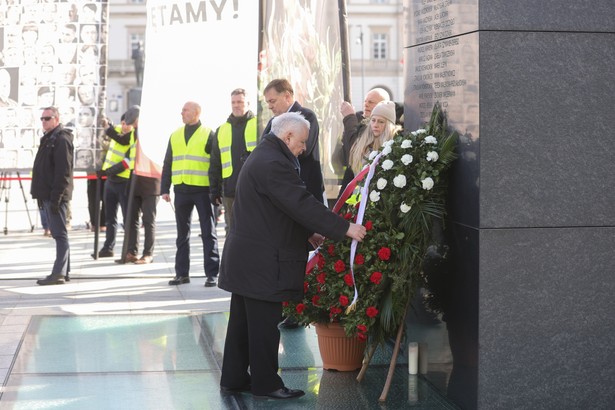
[
  {"x1": 31, "y1": 106, "x2": 74, "y2": 285},
  {"x1": 263, "y1": 78, "x2": 324, "y2": 203},
  {"x1": 218, "y1": 112, "x2": 366, "y2": 400},
  {"x1": 263, "y1": 79, "x2": 324, "y2": 329},
  {"x1": 209, "y1": 88, "x2": 257, "y2": 235}
]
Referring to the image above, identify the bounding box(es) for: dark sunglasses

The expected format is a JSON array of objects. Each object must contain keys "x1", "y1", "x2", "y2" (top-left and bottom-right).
[{"x1": 40, "y1": 116, "x2": 55, "y2": 121}]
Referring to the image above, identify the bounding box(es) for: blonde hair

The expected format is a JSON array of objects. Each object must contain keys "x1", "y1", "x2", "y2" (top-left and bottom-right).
[{"x1": 349, "y1": 119, "x2": 400, "y2": 174}]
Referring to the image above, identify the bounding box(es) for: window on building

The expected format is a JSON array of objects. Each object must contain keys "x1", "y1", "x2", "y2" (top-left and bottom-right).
[
  {"x1": 130, "y1": 0, "x2": 146, "y2": 4},
  {"x1": 372, "y1": 33, "x2": 387, "y2": 60}
]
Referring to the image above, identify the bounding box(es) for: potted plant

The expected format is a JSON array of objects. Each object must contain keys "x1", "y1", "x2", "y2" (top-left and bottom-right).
[{"x1": 283, "y1": 103, "x2": 457, "y2": 369}]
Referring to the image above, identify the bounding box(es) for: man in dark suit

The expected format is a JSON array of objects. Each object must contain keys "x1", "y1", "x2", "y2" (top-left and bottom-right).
[
  {"x1": 218, "y1": 112, "x2": 366, "y2": 400},
  {"x1": 263, "y1": 78, "x2": 325, "y2": 329},
  {"x1": 263, "y1": 78, "x2": 324, "y2": 203}
]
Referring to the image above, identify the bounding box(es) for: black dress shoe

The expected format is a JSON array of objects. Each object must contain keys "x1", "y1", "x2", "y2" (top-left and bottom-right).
[
  {"x1": 220, "y1": 384, "x2": 251, "y2": 394},
  {"x1": 91, "y1": 248, "x2": 114, "y2": 259},
  {"x1": 254, "y1": 387, "x2": 305, "y2": 400},
  {"x1": 204, "y1": 277, "x2": 217, "y2": 287},
  {"x1": 168, "y1": 276, "x2": 190, "y2": 285},
  {"x1": 37, "y1": 275, "x2": 65, "y2": 286}
]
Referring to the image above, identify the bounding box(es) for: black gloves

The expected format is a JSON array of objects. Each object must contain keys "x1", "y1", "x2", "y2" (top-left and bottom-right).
[{"x1": 96, "y1": 169, "x2": 106, "y2": 178}]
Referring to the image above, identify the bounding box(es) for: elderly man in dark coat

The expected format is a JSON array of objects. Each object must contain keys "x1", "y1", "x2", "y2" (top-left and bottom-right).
[{"x1": 218, "y1": 112, "x2": 366, "y2": 400}]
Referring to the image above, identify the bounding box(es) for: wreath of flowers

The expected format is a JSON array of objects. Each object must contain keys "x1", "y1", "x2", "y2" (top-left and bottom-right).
[{"x1": 283, "y1": 103, "x2": 457, "y2": 347}]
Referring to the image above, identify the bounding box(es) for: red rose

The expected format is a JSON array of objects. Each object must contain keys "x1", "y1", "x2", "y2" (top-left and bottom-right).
[
  {"x1": 329, "y1": 306, "x2": 342, "y2": 316},
  {"x1": 327, "y1": 244, "x2": 335, "y2": 256},
  {"x1": 377, "y1": 247, "x2": 391, "y2": 261},
  {"x1": 339, "y1": 295, "x2": 349, "y2": 306},
  {"x1": 370, "y1": 271, "x2": 382, "y2": 284},
  {"x1": 344, "y1": 212, "x2": 352, "y2": 220},
  {"x1": 282, "y1": 301, "x2": 289, "y2": 307},
  {"x1": 317, "y1": 253, "x2": 325, "y2": 269},
  {"x1": 354, "y1": 253, "x2": 365, "y2": 265},
  {"x1": 303, "y1": 281, "x2": 309, "y2": 293},
  {"x1": 334, "y1": 260, "x2": 346, "y2": 273},
  {"x1": 312, "y1": 295, "x2": 320, "y2": 306},
  {"x1": 356, "y1": 324, "x2": 367, "y2": 333},
  {"x1": 366, "y1": 306, "x2": 379, "y2": 318},
  {"x1": 316, "y1": 273, "x2": 326, "y2": 284},
  {"x1": 365, "y1": 220, "x2": 373, "y2": 231},
  {"x1": 343, "y1": 273, "x2": 354, "y2": 286},
  {"x1": 357, "y1": 332, "x2": 367, "y2": 342},
  {"x1": 296, "y1": 303, "x2": 305, "y2": 314}
]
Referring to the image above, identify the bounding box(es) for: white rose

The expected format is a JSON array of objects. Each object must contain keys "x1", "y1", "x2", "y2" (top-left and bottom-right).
[
  {"x1": 369, "y1": 190, "x2": 381, "y2": 202},
  {"x1": 424, "y1": 135, "x2": 437, "y2": 144},
  {"x1": 383, "y1": 139, "x2": 395, "y2": 147},
  {"x1": 381, "y1": 159, "x2": 394, "y2": 170},
  {"x1": 393, "y1": 174, "x2": 406, "y2": 188},
  {"x1": 376, "y1": 178, "x2": 388, "y2": 190},
  {"x1": 421, "y1": 177, "x2": 434, "y2": 190},
  {"x1": 401, "y1": 154, "x2": 413, "y2": 165},
  {"x1": 411, "y1": 131, "x2": 418, "y2": 136},
  {"x1": 381, "y1": 145, "x2": 392, "y2": 156},
  {"x1": 401, "y1": 140, "x2": 412, "y2": 149},
  {"x1": 400, "y1": 202, "x2": 411, "y2": 213},
  {"x1": 426, "y1": 151, "x2": 439, "y2": 162},
  {"x1": 416, "y1": 128, "x2": 427, "y2": 134},
  {"x1": 368, "y1": 150, "x2": 378, "y2": 160}
]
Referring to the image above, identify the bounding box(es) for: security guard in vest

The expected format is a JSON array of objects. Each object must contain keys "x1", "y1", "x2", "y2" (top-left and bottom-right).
[
  {"x1": 161, "y1": 101, "x2": 220, "y2": 287},
  {"x1": 209, "y1": 88, "x2": 257, "y2": 235},
  {"x1": 93, "y1": 108, "x2": 137, "y2": 258}
]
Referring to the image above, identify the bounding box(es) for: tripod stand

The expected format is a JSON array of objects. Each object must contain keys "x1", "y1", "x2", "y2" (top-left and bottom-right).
[{"x1": 1, "y1": 171, "x2": 35, "y2": 235}]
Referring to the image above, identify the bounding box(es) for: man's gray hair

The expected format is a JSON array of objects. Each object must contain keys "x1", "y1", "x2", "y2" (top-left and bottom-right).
[{"x1": 271, "y1": 111, "x2": 310, "y2": 137}]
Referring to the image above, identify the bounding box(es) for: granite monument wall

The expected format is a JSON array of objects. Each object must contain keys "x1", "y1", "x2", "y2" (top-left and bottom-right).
[{"x1": 404, "y1": 1, "x2": 615, "y2": 408}]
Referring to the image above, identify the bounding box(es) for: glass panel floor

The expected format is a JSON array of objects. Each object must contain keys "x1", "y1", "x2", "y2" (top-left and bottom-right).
[{"x1": 0, "y1": 314, "x2": 459, "y2": 409}]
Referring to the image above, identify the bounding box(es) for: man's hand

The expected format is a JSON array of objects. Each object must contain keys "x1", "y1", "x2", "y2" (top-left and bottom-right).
[
  {"x1": 308, "y1": 233, "x2": 325, "y2": 249},
  {"x1": 50, "y1": 202, "x2": 60, "y2": 215},
  {"x1": 96, "y1": 169, "x2": 106, "y2": 179},
  {"x1": 345, "y1": 222, "x2": 366, "y2": 242},
  {"x1": 161, "y1": 194, "x2": 171, "y2": 202},
  {"x1": 210, "y1": 195, "x2": 222, "y2": 206},
  {"x1": 340, "y1": 101, "x2": 355, "y2": 118}
]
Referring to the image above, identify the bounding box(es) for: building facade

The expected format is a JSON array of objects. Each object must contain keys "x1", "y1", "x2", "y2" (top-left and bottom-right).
[{"x1": 106, "y1": 0, "x2": 404, "y2": 120}]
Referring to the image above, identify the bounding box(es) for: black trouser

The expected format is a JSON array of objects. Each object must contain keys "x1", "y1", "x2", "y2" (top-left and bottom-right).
[
  {"x1": 221, "y1": 293, "x2": 284, "y2": 395},
  {"x1": 127, "y1": 194, "x2": 159, "y2": 257}
]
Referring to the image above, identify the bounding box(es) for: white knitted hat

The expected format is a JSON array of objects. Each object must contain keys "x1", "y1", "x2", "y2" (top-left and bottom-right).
[{"x1": 370, "y1": 101, "x2": 396, "y2": 124}]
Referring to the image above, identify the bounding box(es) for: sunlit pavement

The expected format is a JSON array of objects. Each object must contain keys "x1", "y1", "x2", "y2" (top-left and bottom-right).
[{"x1": 0, "y1": 181, "x2": 457, "y2": 409}]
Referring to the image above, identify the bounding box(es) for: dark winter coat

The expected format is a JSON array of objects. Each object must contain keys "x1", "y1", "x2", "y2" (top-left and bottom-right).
[
  {"x1": 218, "y1": 133, "x2": 349, "y2": 302},
  {"x1": 263, "y1": 101, "x2": 324, "y2": 202},
  {"x1": 31, "y1": 125, "x2": 74, "y2": 205}
]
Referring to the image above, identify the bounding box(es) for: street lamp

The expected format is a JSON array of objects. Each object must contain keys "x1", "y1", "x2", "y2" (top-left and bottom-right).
[{"x1": 356, "y1": 26, "x2": 365, "y2": 99}]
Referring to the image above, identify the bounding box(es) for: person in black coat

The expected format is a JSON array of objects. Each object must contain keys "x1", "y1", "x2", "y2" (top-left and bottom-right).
[
  {"x1": 31, "y1": 106, "x2": 74, "y2": 285},
  {"x1": 218, "y1": 112, "x2": 366, "y2": 400},
  {"x1": 263, "y1": 78, "x2": 324, "y2": 203}
]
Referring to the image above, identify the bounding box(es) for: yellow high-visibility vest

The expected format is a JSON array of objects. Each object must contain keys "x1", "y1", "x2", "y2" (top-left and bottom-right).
[
  {"x1": 170, "y1": 125, "x2": 212, "y2": 186},
  {"x1": 217, "y1": 117, "x2": 257, "y2": 178},
  {"x1": 102, "y1": 126, "x2": 135, "y2": 179}
]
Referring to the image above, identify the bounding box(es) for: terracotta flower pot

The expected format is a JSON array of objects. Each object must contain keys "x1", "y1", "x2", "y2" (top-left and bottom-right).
[{"x1": 314, "y1": 322, "x2": 366, "y2": 371}]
